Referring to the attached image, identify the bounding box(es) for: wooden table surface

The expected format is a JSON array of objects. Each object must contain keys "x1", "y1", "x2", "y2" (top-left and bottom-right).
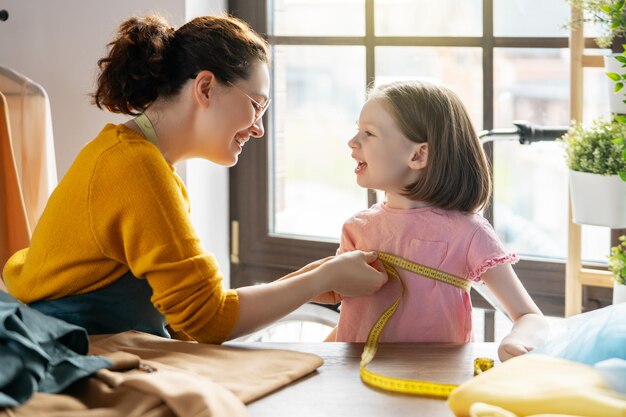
[{"x1": 227, "y1": 342, "x2": 499, "y2": 417}]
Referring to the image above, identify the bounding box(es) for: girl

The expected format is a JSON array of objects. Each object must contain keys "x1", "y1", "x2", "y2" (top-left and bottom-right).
[
  {"x1": 318, "y1": 80, "x2": 546, "y2": 361},
  {"x1": 2, "y1": 15, "x2": 388, "y2": 343}
]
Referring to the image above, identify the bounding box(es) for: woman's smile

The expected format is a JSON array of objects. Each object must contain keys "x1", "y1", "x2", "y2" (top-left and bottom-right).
[{"x1": 234, "y1": 134, "x2": 249, "y2": 151}]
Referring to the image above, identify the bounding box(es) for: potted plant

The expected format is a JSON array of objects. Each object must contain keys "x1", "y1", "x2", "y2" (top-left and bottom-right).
[
  {"x1": 567, "y1": 0, "x2": 626, "y2": 113},
  {"x1": 560, "y1": 116, "x2": 626, "y2": 227},
  {"x1": 608, "y1": 235, "x2": 626, "y2": 303},
  {"x1": 567, "y1": 0, "x2": 626, "y2": 51}
]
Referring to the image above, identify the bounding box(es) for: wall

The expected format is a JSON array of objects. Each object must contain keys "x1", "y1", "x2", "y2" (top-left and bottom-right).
[{"x1": 0, "y1": 0, "x2": 231, "y2": 285}]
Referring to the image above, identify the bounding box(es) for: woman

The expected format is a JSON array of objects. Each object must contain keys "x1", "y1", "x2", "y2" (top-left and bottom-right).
[{"x1": 2, "y1": 15, "x2": 387, "y2": 343}]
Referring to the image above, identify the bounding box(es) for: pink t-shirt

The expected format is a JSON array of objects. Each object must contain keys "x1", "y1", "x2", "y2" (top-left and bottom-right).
[{"x1": 335, "y1": 202, "x2": 518, "y2": 343}]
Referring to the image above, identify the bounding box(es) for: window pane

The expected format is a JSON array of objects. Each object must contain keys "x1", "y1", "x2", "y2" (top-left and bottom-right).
[
  {"x1": 375, "y1": 0, "x2": 482, "y2": 37},
  {"x1": 376, "y1": 47, "x2": 483, "y2": 130},
  {"x1": 272, "y1": 0, "x2": 365, "y2": 36},
  {"x1": 272, "y1": 46, "x2": 367, "y2": 240},
  {"x1": 493, "y1": 48, "x2": 609, "y2": 262},
  {"x1": 494, "y1": 0, "x2": 569, "y2": 37}
]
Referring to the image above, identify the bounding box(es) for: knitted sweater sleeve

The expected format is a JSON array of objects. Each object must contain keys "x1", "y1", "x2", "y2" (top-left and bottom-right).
[{"x1": 88, "y1": 140, "x2": 238, "y2": 343}]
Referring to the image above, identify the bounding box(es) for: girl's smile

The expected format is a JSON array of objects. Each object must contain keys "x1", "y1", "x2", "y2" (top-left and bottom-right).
[{"x1": 353, "y1": 157, "x2": 367, "y2": 174}]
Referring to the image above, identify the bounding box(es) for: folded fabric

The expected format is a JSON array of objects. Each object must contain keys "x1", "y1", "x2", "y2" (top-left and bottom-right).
[
  {"x1": 88, "y1": 330, "x2": 325, "y2": 403},
  {"x1": 468, "y1": 402, "x2": 589, "y2": 417},
  {"x1": 0, "y1": 291, "x2": 111, "y2": 407},
  {"x1": 447, "y1": 354, "x2": 626, "y2": 417},
  {"x1": 3, "y1": 330, "x2": 325, "y2": 416},
  {"x1": 2, "y1": 370, "x2": 247, "y2": 417},
  {"x1": 532, "y1": 303, "x2": 626, "y2": 365}
]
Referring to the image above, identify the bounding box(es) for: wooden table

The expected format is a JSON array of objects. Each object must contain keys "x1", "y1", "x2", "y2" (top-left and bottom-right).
[{"x1": 227, "y1": 342, "x2": 498, "y2": 417}]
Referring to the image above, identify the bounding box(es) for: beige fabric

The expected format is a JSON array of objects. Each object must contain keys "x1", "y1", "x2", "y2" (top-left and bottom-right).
[
  {"x1": 88, "y1": 330, "x2": 325, "y2": 403},
  {"x1": 448, "y1": 354, "x2": 626, "y2": 417},
  {"x1": 1, "y1": 371, "x2": 244, "y2": 417},
  {"x1": 1, "y1": 331, "x2": 324, "y2": 417},
  {"x1": 0, "y1": 66, "x2": 57, "y2": 235},
  {"x1": 0, "y1": 91, "x2": 29, "y2": 274}
]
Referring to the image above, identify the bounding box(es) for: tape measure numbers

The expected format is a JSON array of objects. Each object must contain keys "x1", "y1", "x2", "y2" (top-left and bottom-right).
[{"x1": 358, "y1": 252, "x2": 494, "y2": 399}]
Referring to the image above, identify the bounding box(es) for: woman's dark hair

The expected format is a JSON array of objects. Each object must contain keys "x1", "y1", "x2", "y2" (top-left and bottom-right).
[
  {"x1": 93, "y1": 14, "x2": 269, "y2": 115},
  {"x1": 368, "y1": 81, "x2": 491, "y2": 213}
]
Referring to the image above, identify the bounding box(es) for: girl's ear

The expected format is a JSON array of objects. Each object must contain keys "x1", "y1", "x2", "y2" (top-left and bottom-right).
[
  {"x1": 193, "y1": 70, "x2": 216, "y2": 108},
  {"x1": 408, "y1": 142, "x2": 428, "y2": 170}
]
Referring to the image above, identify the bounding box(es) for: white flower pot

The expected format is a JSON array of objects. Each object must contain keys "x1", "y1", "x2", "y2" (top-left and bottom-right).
[
  {"x1": 613, "y1": 282, "x2": 626, "y2": 304},
  {"x1": 569, "y1": 170, "x2": 626, "y2": 228},
  {"x1": 604, "y1": 53, "x2": 626, "y2": 114}
]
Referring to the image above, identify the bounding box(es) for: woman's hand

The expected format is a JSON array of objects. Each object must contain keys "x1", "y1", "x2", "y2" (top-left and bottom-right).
[
  {"x1": 230, "y1": 251, "x2": 387, "y2": 340},
  {"x1": 318, "y1": 250, "x2": 387, "y2": 297}
]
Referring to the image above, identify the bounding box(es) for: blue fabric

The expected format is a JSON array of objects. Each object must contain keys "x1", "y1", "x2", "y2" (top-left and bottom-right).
[
  {"x1": 29, "y1": 270, "x2": 169, "y2": 338},
  {"x1": 531, "y1": 303, "x2": 626, "y2": 396},
  {"x1": 532, "y1": 303, "x2": 626, "y2": 365},
  {"x1": 0, "y1": 291, "x2": 111, "y2": 407},
  {"x1": 595, "y1": 358, "x2": 626, "y2": 394}
]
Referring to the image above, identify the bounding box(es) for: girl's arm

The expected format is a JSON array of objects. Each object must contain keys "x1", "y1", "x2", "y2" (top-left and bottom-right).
[
  {"x1": 228, "y1": 250, "x2": 387, "y2": 339},
  {"x1": 480, "y1": 263, "x2": 549, "y2": 361}
]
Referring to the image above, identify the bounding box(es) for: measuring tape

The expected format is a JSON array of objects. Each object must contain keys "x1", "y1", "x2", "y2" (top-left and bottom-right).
[{"x1": 359, "y1": 252, "x2": 494, "y2": 399}]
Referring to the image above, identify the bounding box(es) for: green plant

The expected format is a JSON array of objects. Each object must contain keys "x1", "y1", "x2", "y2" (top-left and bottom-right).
[
  {"x1": 567, "y1": 0, "x2": 626, "y2": 49},
  {"x1": 609, "y1": 235, "x2": 626, "y2": 285},
  {"x1": 606, "y1": 50, "x2": 626, "y2": 99},
  {"x1": 560, "y1": 117, "x2": 626, "y2": 179}
]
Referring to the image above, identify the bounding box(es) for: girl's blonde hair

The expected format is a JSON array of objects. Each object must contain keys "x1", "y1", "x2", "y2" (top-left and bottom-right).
[{"x1": 368, "y1": 80, "x2": 491, "y2": 212}]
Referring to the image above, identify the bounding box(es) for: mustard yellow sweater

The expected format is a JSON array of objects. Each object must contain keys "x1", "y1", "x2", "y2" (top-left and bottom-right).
[{"x1": 3, "y1": 124, "x2": 239, "y2": 343}]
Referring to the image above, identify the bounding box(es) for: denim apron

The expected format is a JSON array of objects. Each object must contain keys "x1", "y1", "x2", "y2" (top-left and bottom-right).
[{"x1": 28, "y1": 270, "x2": 169, "y2": 337}]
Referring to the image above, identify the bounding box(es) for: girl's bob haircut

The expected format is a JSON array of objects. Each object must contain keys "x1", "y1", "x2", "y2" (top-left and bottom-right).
[{"x1": 368, "y1": 80, "x2": 491, "y2": 213}]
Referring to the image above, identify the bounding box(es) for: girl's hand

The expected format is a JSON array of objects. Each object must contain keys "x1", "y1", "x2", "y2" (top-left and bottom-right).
[
  {"x1": 496, "y1": 313, "x2": 548, "y2": 361},
  {"x1": 319, "y1": 250, "x2": 388, "y2": 297},
  {"x1": 497, "y1": 337, "x2": 533, "y2": 361}
]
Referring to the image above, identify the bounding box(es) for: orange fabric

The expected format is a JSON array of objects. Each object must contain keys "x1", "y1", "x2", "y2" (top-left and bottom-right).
[
  {"x1": 0, "y1": 66, "x2": 57, "y2": 234},
  {"x1": 0, "y1": 91, "x2": 30, "y2": 274}
]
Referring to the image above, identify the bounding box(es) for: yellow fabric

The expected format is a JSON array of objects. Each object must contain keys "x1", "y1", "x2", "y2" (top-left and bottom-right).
[
  {"x1": 469, "y1": 402, "x2": 519, "y2": 417},
  {"x1": 469, "y1": 402, "x2": 587, "y2": 417},
  {"x1": 447, "y1": 354, "x2": 626, "y2": 417},
  {"x1": 3, "y1": 124, "x2": 239, "y2": 344}
]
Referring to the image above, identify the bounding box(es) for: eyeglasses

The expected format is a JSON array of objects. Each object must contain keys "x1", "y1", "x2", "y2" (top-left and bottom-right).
[{"x1": 227, "y1": 81, "x2": 271, "y2": 124}]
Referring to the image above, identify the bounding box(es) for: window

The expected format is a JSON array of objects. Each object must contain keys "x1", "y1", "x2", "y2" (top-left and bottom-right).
[{"x1": 228, "y1": 0, "x2": 614, "y2": 315}]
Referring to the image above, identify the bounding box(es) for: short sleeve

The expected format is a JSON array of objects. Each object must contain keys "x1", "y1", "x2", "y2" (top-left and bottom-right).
[
  {"x1": 465, "y1": 218, "x2": 518, "y2": 282},
  {"x1": 337, "y1": 221, "x2": 358, "y2": 255}
]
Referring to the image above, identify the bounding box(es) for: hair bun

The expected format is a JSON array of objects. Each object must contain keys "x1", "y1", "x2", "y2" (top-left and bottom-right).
[
  {"x1": 93, "y1": 15, "x2": 176, "y2": 114},
  {"x1": 93, "y1": 14, "x2": 269, "y2": 116}
]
